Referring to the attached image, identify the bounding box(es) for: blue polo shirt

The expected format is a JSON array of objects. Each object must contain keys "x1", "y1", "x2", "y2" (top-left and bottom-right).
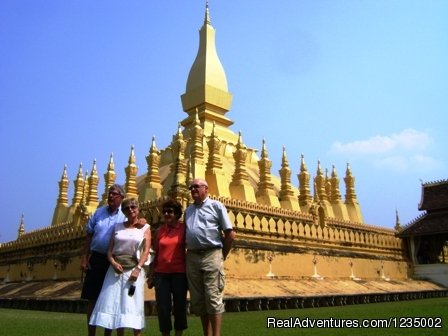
[
  {"x1": 185, "y1": 197, "x2": 233, "y2": 250},
  {"x1": 86, "y1": 205, "x2": 126, "y2": 255}
]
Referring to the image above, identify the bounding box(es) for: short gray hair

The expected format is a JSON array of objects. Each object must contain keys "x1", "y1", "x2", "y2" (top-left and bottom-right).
[{"x1": 109, "y1": 184, "x2": 126, "y2": 197}]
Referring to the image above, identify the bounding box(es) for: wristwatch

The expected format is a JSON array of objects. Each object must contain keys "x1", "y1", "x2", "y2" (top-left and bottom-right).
[{"x1": 136, "y1": 265, "x2": 142, "y2": 270}]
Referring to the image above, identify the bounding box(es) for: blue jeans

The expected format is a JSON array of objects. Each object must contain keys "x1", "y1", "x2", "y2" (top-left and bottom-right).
[{"x1": 154, "y1": 272, "x2": 188, "y2": 333}]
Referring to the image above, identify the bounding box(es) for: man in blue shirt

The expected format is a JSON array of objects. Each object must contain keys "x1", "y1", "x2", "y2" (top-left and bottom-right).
[
  {"x1": 81, "y1": 184, "x2": 126, "y2": 336},
  {"x1": 185, "y1": 178, "x2": 236, "y2": 336}
]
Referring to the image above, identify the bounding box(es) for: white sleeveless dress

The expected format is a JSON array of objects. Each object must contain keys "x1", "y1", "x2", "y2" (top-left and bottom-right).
[{"x1": 89, "y1": 222, "x2": 150, "y2": 330}]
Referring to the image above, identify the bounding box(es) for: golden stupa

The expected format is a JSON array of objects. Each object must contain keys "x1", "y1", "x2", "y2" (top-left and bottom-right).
[{"x1": 1, "y1": 4, "x2": 413, "y2": 290}]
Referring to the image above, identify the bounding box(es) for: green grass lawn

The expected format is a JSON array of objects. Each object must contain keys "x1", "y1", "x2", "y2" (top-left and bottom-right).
[{"x1": 1, "y1": 298, "x2": 447, "y2": 335}]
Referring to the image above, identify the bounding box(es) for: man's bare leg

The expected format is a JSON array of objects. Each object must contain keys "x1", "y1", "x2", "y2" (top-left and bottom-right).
[
  {"x1": 210, "y1": 313, "x2": 222, "y2": 336},
  {"x1": 200, "y1": 315, "x2": 212, "y2": 336}
]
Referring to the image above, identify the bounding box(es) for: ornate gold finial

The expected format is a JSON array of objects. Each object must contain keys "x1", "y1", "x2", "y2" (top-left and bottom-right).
[
  {"x1": 394, "y1": 208, "x2": 402, "y2": 232},
  {"x1": 17, "y1": 214, "x2": 25, "y2": 238},
  {"x1": 316, "y1": 160, "x2": 322, "y2": 175},
  {"x1": 261, "y1": 138, "x2": 268, "y2": 159},
  {"x1": 129, "y1": 145, "x2": 136, "y2": 164},
  {"x1": 281, "y1": 146, "x2": 288, "y2": 165},
  {"x1": 204, "y1": 0, "x2": 211, "y2": 25},
  {"x1": 108, "y1": 153, "x2": 115, "y2": 170},
  {"x1": 300, "y1": 153, "x2": 307, "y2": 171},
  {"x1": 237, "y1": 131, "x2": 242, "y2": 146}
]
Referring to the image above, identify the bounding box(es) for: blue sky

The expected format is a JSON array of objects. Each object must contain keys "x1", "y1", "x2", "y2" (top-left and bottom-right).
[{"x1": 1, "y1": 1, "x2": 447, "y2": 243}]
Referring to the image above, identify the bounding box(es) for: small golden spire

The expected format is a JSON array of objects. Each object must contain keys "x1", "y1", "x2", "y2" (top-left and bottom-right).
[
  {"x1": 72, "y1": 162, "x2": 85, "y2": 207},
  {"x1": 261, "y1": 138, "x2": 268, "y2": 159},
  {"x1": 87, "y1": 159, "x2": 99, "y2": 208},
  {"x1": 17, "y1": 214, "x2": 25, "y2": 238},
  {"x1": 394, "y1": 209, "x2": 402, "y2": 232},
  {"x1": 101, "y1": 153, "x2": 117, "y2": 205},
  {"x1": 125, "y1": 145, "x2": 139, "y2": 199}
]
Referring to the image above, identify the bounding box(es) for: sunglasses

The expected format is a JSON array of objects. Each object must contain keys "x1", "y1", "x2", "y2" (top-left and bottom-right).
[
  {"x1": 189, "y1": 184, "x2": 206, "y2": 190},
  {"x1": 163, "y1": 208, "x2": 174, "y2": 214},
  {"x1": 109, "y1": 191, "x2": 122, "y2": 197},
  {"x1": 123, "y1": 205, "x2": 138, "y2": 212}
]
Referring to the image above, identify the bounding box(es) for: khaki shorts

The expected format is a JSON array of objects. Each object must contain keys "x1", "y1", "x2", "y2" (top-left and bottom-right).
[{"x1": 186, "y1": 248, "x2": 225, "y2": 315}]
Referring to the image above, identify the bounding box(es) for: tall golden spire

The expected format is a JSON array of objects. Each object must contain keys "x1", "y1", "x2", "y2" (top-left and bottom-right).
[
  {"x1": 101, "y1": 153, "x2": 116, "y2": 205},
  {"x1": 344, "y1": 163, "x2": 357, "y2": 203},
  {"x1": 187, "y1": 109, "x2": 206, "y2": 179},
  {"x1": 229, "y1": 132, "x2": 256, "y2": 202},
  {"x1": 344, "y1": 163, "x2": 363, "y2": 222},
  {"x1": 69, "y1": 163, "x2": 85, "y2": 216},
  {"x1": 51, "y1": 165, "x2": 69, "y2": 225},
  {"x1": 168, "y1": 124, "x2": 189, "y2": 202},
  {"x1": 298, "y1": 154, "x2": 312, "y2": 209},
  {"x1": 325, "y1": 168, "x2": 332, "y2": 200},
  {"x1": 66, "y1": 163, "x2": 85, "y2": 222},
  {"x1": 125, "y1": 145, "x2": 139, "y2": 199},
  {"x1": 330, "y1": 165, "x2": 350, "y2": 220},
  {"x1": 82, "y1": 169, "x2": 89, "y2": 206},
  {"x1": 279, "y1": 146, "x2": 300, "y2": 210},
  {"x1": 181, "y1": 1, "x2": 233, "y2": 135},
  {"x1": 256, "y1": 139, "x2": 280, "y2": 207},
  {"x1": 330, "y1": 165, "x2": 341, "y2": 202},
  {"x1": 314, "y1": 161, "x2": 328, "y2": 202},
  {"x1": 57, "y1": 165, "x2": 69, "y2": 206},
  {"x1": 205, "y1": 122, "x2": 230, "y2": 196},
  {"x1": 314, "y1": 162, "x2": 334, "y2": 217},
  {"x1": 231, "y1": 132, "x2": 250, "y2": 183},
  {"x1": 86, "y1": 160, "x2": 99, "y2": 209},
  {"x1": 141, "y1": 136, "x2": 162, "y2": 201}
]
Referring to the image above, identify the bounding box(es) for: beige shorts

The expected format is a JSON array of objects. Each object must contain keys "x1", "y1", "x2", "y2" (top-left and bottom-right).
[{"x1": 186, "y1": 248, "x2": 225, "y2": 315}]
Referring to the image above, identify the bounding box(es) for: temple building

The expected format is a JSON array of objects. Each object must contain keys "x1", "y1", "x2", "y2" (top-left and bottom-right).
[
  {"x1": 397, "y1": 179, "x2": 448, "y2": 286},
  {"x1": 1, "y1": 4, "x2": 440, "y2": 293}
]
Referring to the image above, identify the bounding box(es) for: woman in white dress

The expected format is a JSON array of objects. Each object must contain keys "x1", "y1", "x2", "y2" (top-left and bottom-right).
[{"x1": 90, "y1": 198, "x2": 151, "y2": 336}]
